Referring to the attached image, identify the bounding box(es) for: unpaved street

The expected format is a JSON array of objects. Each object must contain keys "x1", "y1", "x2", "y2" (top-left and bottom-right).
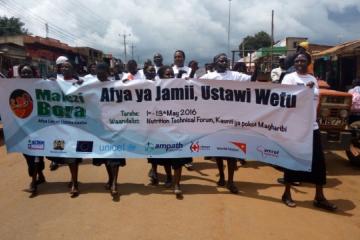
[{"x1": 0, "y1": 134, "x2": 359, "y2": 240}]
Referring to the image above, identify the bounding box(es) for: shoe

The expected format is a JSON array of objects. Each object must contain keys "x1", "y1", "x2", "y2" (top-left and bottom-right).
[
  {"x1": 28, "y1": 182, "x2": 37, "y2": 198},
  {"x1": 36, "y1": 174, "x2": 46, "y2": 185},
  {"x1": 239, "y1": 159, "x2": 246, "y2": 165},
  {"x1": 36, "y1": 176, "x2": 46, "y2": 185},
  {"x1": 281, "y1": 195, "x2": 296, "y2": 207},
  {"x1": 110, "y1": 187, "x2": 119, "y2": 199},
  {"x1": 49, "y1": 162, "x2": 59, "y2": 171},
  {"x1": 174, "y1": 184, "x2": 182, "y2": 195},
  {"x1": 277, "y1": 178, "x2": 285, "y2": 184},
  {"x1": 313, "y1": 199, "x2": 337, "y2": 211},
  {"x1": 226, "y1": 183, "x2": 239, "y2": 194},
  {"x1": 29, "y1": 182, "x2": 37, "y2": 193},
  {"x1": 150, "y1": 177, "x2": 159, "y2": 185},
  {"x1": 184, "y1": 163, "x2": 194, "y2": 171},
  {"x1": 149, "y1": 171, "x2": 159, "y2": 186},
  {"x1": 164, "y1": 180, "x2": 172, "y2": 188},
  {"x1": 148, "y1": 169, "x2": 154, "y2": 178},
  {"x1": 217, "y1": 178, "x2": 226, "y2": 187}
]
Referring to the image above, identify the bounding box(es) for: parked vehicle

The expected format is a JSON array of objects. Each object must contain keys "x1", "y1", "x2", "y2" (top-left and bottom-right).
[{"x1": 317, "y1": 80, "x2": 352, "y2": 151}]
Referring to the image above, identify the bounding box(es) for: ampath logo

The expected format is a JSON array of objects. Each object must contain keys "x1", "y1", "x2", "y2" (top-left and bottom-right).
[
  {"x1": 145, "y1": 142, "x2": 183, "y2": 152},
  {"x1": 9, "y1": 89, "x2": 33, "y2": 118}
]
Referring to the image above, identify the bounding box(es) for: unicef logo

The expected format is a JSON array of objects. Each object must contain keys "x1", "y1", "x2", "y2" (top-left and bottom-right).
[{"x1": 9, "y1": 89, "x2": 33, "y2": 119}]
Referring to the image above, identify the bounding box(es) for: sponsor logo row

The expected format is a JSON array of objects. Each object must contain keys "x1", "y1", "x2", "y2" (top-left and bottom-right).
[
  {"x1": 27, "y1": 139, "x2": 279, "y2": 159},
  {"x1": 28, "y1": 139, "x2": 94, "y2": 153}
]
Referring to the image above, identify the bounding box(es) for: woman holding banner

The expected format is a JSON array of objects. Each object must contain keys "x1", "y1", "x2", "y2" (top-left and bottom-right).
[
  {"x1": 47, "y1": 60, "x2": 82, "y2": 198},
  {"x1": 92, "y1": 62, "x2": 126, "y2": 200},
  {"x1": 18, "y1": 64, "x2": 46, "y2": 197},
  {"x1": 147, "y1": 66, "x2": 173, "y2": 188},
  {"x1": 147, "y1": 65, "x2": 192, "y2": 198},
  {"x1": 280, "y1": 53, "x2": 337, "y2": 211},
  {"x1": 199, "y1": 53, "x2": 253, "y2": 194}
]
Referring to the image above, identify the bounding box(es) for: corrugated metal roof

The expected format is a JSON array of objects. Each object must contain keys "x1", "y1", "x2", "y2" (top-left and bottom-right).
[{"x1": 313, "y1": 39, "x2": 360, "y2": 58}]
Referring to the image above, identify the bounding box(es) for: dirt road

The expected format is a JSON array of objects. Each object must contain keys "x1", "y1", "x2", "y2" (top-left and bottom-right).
[{"x1": 0, "y1": 137, "x2": 359, "y2": 240}]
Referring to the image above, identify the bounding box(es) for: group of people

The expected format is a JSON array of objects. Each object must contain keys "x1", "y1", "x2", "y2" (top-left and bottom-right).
[{"x1": 13, "y1": 48, "x2": 337, "y2": 211}]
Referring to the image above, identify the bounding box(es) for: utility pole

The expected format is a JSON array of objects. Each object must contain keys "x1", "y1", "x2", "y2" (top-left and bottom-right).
[
  {"x1": 227, "y1": 0, "x2": 232, "y2": 60},
  {"x1": 271, "y1": 10, "x2": 274, "y2": 45},
  {"x1": 119, "y1": 33, "x2": 131, "y2": 62},
  {"x1": 45, "y1": 23, "x2": 49, "y2": 38},
  {"x1": 270, "y1": 10, "x2": 274, "y2": 70},
  {"x1": 131, "y1": 44, "x2": 135, "y2": 60}
]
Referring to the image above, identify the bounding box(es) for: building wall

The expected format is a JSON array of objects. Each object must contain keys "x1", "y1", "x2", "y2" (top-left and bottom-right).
[
  {"x1": 286, "y1": 37, "x2": 308, "y2": 55},
  {"x1": 0, "y1": 35, "x2": 24, "y2": 46}
]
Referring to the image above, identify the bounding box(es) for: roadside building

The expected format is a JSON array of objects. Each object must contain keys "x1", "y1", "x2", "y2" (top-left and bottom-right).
[
  {"x1": 314, "y1": 40, "x2": 360, "y2": 91},
  {"x1": 0, "y1": 35, "x2": 104, "y2": 77}
]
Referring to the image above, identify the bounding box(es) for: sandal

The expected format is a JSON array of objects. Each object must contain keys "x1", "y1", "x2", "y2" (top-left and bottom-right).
[
  {"x1": 70, "y1": 183, "x2": 79, "y2": 198},
  {"x1": 313, "y1": 199, "x2": 337, "y2": 211},
  {"x1": 226, "y1": 183, "x2": 239, "y2": 194},
  {"x1": 282, "y1": 195, "x2": 296, "y2": 207},
  {"x1": 111, "y1": 188, "x2": 119, "y2": 201}
]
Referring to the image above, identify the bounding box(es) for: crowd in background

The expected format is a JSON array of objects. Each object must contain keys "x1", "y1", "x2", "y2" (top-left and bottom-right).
[{"x1": 5, "y1": 46, "x2": 339, "y2": 211}]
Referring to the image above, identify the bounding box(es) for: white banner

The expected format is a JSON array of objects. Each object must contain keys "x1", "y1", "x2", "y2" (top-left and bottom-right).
[{"x1": 0, "y1": 77, "x2": 314, "y2": 171}]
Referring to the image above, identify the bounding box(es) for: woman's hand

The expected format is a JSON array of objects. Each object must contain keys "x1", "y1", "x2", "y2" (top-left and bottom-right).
[{"x1": 306, "y1": 82, "x2": 315, "y2": 88}]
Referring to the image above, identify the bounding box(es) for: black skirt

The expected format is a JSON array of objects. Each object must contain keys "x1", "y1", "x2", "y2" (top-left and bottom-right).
[
  {"x1": 93, "y1": 158, "x2": 126, "y2": 167},
  {"x1": 23, "y1": 154, "x2": 45, "y2": 177},
  {"x1": 204, "y1": 157, "x2": 239, "y2": 161},
  {"x1": 46, "y1": 157, "x2": 82, "y2": 164},
  {"x1": 148, "y1": 158, "x2": 192, "y2": 169},
  {"x1": 284, "y1": 129, "x2": 326, "y2": 185}
]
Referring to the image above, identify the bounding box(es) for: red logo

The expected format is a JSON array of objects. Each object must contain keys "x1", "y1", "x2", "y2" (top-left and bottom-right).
[
  {"x1": 230, "y1": 142, "x2": 247, "y2": 154},
  {"x1": 9, "y1": 89, "x2": 33, "y2": 118},
  {"x1": 190, "y1": 142, "x2": 200, "y2": 152}
]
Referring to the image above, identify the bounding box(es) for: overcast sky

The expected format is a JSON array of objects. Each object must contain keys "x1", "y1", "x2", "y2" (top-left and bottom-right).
[{"x1": 1, "y1": 0, "x2": 360, "y2": 65}]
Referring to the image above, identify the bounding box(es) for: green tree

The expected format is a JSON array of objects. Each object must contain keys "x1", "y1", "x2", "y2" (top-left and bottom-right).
[
  {"x1": 0, "y1": 16, "x2": 28, "y2": 36},
  {"x1": 238, "y1": 31, "x2": 272, "y2": 57}
]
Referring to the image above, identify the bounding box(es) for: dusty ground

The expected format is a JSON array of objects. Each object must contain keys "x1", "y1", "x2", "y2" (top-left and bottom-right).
[{"x1": 0, "y1": 133, "x2": 359, "y2": 240}]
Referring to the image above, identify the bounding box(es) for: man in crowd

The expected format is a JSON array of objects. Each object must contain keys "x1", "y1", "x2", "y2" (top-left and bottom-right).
[{"x1": 271, "y1": 56, "x2": 286, "y2": 83}]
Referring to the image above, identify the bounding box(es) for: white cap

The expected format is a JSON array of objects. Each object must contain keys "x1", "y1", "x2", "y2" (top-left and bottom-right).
[{"x1": 56, "y1": 56, "x2": 68, "y2": 65}]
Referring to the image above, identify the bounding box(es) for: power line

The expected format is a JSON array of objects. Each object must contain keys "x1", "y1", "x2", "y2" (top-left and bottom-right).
[
  {"x1": 0, "y1": 1, "x2": 83, "y2": 43},
  {"x1": 0, "y1": 0, "x2": 101, "y2": 47},
  {"x1": 71, "y1": 0, "x2": 110, "y2": 26},
  {"x1": 0, "y1": 3, "x2": 77, "y2": 43}
]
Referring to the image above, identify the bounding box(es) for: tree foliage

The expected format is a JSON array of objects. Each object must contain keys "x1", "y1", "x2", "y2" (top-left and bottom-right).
[
  {"x1": 238, "y1": 31, "x2": 272, "y2": 57},
  {"x1": 0, "y1": 16, "x2": 28, "y2": 36}
]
